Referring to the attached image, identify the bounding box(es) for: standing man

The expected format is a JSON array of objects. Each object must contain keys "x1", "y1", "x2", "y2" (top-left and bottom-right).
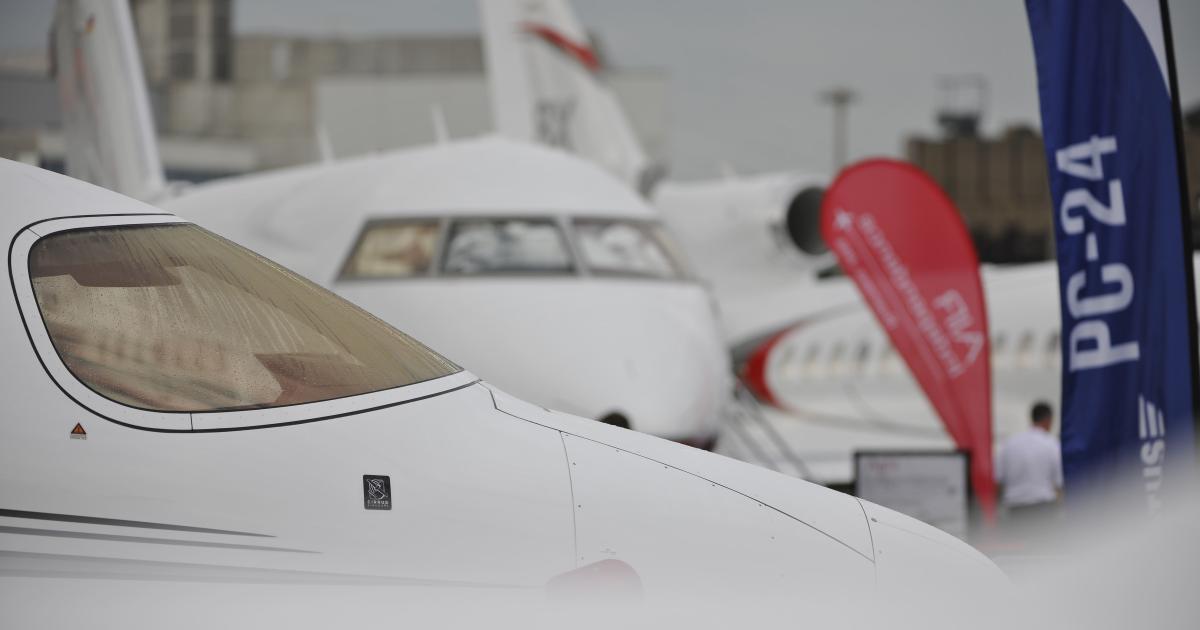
[{"x1": 995, "y1": 402, "x2": 1063, "y2": 536}]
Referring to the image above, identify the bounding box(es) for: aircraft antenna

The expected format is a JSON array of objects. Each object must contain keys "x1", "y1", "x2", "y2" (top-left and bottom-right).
[
  {"x1": 431, "y1": 105, "x2": 451, "y2": 144},
  {"x1": 314, "y1": 122, "x2": 335, "y2": 164},
  {"x1": 819, "y1": 86, "x2": 858, "y2": 173}
]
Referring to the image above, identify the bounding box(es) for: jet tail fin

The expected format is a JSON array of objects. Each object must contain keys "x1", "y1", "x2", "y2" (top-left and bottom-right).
[
  {"x1": 52, "y1": 0, "x2": 165, "y2": 201},
  {"x1": 480, "y1": 0, "x2": 656, "y2": 193}
]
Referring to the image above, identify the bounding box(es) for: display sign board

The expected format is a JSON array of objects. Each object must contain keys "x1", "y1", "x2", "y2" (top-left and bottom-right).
[{"x1": 854, "y1": 450, "x2": 970, "y2": 540}]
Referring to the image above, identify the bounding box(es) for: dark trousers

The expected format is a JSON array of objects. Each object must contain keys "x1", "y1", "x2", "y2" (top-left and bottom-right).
[{"x1": 1004, "y1": 501, "x2": 1061, "y2": 542}]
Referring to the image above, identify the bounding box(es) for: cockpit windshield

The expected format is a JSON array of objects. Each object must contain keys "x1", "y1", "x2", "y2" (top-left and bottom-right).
[
  {"x1": 28, "y1": 224, "x2": 459, "y2": 412},
  {"x1": 573, "y1": 219, "x2": 688, "y2": 279},
  {"x1": 341, "y1": 219, "x2": 439, "y2": 279},
  {"x1": 441, "y1": 218, "x2": 574, "y2": 275},
  {"x1": 337, "y1": 215, "x2": 691, "y2": 280}
]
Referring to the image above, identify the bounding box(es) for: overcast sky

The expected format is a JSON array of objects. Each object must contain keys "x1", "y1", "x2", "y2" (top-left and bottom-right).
[{"x1": 3, "y1": 0, "x2": 1198, "y2": 179}]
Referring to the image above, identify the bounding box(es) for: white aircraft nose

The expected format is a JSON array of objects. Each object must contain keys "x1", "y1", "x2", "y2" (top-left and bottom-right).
[
  {"x1": 604, "y1": 314, "x2": 731, "y2": 442},
  {"x1": 345, "y1": 278, "x2": 733, "y2": 443},
  {"x1": 862, "y1": 500, "x2": 1009, "y2": 601},
  {"x1": 588, "y1": 285, "x2": 729, "y2": 441},
  {"x1": 489, "y1": 386, "x2": 1009, "y2": 603}
]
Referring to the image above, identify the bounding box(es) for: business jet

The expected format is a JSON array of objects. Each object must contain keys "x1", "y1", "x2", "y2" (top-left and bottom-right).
[
  {"x1": 163, "y1": 138, "x2": 733, "y2": 447},
  {"x1": 480, "y1": 0, "x2": 835, "y2": 344},
  {"x1": 52, "y1": 0, "x2": 732, "y2": 447},
  {"x1": 478, "y1": 0, "x2": 1084, "y2": 483},
  {"x1": 0, "y1": 159, "x2": 1005, "y2": 621}
]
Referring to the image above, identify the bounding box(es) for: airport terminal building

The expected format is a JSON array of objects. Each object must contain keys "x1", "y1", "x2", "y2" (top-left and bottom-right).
[
  {"x1": 2, "y1": 0, "x2": 1196, "y2": 265},
  {"x1": 907, "y1": 112, "x2": 1200, "y2": 263},
  {"x1": 0, "y1": 0, "x2": 668, "y2": 181}
]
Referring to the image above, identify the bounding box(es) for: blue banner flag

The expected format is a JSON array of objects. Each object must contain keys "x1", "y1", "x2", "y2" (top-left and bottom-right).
[{"x1": 1025, "y1": 0, "x2": 1196, "y2": 509}]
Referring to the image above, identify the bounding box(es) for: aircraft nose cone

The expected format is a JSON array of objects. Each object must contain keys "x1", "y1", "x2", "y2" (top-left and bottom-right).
[
  {"x1": 358, "y1": 280, "x2": 732, "y2": 443},
  {"x1": 607, "y1": 294, "x2": 732, "y2": 441},
  {"x1": 862, "y1": 501, "x2": 1008, "y2": 603}
]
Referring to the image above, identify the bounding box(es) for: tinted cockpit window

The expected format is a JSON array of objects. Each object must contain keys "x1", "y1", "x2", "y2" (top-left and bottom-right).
[
  {"x1": 441, "y1": 218, "x2": 573, "y2": 275},
  {"x1": 29, "y1": 224, "x2": 459, "y2": 412},
  {"x1": 574, "y1": 219, "x2": 687, "y2": 279},
  {"x1": 341, "y1": 219, "x2": 440, "y2": 279}
]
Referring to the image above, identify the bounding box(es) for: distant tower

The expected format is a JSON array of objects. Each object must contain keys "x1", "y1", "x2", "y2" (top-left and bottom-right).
[
  {"x1": 936, "y1": 74, "x2": 987, "y2": 138},
  {"x1": 820, "y1": 86, "x2": 857, "y2": 172},
  {"x1": 128, "y1": 0, "x2": 232, "y2": 85}
]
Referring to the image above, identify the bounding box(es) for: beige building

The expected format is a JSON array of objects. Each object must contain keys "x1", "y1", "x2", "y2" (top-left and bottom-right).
[
  {"x1": 907, "y1": 111, "x2": 1200, "y2": 263},
  {"x1": 906, "y1": 125, "x2": 1053, "y2": 262},
  {"x1": 130, "y1": 0, "x2": 233, "y2": 84},
  {"x1": 122, "y1": 0, "x2": 667, "y2": 171},
  {"x1": 3, "y1": 0, "x2": 667, "y2": 178}
]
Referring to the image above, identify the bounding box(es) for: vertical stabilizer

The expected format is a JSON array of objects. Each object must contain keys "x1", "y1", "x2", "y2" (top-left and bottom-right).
[
  {"x1": 480, "y1": 0, "x2": 654, "y2": 193},
  {"x1": 481, "y1": 0, "x2": 538, "y2": 143},
  {"x1": 53, "y1": 0, "x2": 165, "y2": 201}
]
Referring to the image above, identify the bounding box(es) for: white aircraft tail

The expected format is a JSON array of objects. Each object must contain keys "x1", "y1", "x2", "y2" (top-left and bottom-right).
[
  {"x1": 480, "y1": 0, "x2": 656, "y2": 193},
  {"x1": 52, "y1": 0, "x2": 165, "y2": 201}
]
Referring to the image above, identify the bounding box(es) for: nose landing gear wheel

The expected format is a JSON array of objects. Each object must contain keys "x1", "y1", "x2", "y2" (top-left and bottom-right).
[{"x1": 598, "y1": 413, "x2": 631, "y2": 429}]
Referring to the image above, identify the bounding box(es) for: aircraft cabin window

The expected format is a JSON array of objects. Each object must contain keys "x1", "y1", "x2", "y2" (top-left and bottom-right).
[
  {"x1": 28, "y1": 225, "x2": 460, "y2": 413},
  {"x1": 1017, "y1": 331, "x2": 1035, "y2": 365},
  {"x1": 340, "y1": 219, "x2": 440, "y2": 279},
  {"x1": 881, "y1": 344, "x2": 900, "y2": 374},
  {"x1": 442, "y1": 218, "x2": 573, "y2": 275},
  {"x1": 1046, "y1": 330, "x2": 1061, "y2": 366},
  {"x1": 829, "y1": 342, "x2": 846, "y2": 375},
  {"x1": 573, "y1": 219, "x2": 687, "y2": 279},
  {"x1": 801, "y1": 343, "x2": 821, "y2": 375}
]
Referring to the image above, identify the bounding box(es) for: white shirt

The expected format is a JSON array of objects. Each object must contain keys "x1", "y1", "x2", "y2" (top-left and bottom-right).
[{"x1": 995, "y1": 427, "x2": 1063, "y2": 507}]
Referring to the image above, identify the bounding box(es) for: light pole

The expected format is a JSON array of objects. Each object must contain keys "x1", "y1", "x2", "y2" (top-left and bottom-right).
[{"x1": 821, "y1": 87, "x2": 857, "y2": 173}]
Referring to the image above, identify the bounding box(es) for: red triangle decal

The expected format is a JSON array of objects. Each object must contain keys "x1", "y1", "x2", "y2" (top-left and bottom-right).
[{"x1": 70, "y1": 423, "x2": 86, "y2": 436}]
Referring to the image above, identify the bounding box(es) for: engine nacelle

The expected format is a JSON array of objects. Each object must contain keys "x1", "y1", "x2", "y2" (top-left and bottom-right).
[{"x1": 783, "y1": 186, "x2": 828, "y2": 256}]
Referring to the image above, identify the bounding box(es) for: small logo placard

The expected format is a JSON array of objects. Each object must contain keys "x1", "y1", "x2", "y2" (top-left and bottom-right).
[{"x1": 363, "y1": 475, "x2": 391, "y2": 510}]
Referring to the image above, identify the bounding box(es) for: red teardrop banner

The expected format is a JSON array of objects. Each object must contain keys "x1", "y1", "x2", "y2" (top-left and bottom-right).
[{"x1": 820, "y1": 159, "x2": 996, "y2": 520}]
